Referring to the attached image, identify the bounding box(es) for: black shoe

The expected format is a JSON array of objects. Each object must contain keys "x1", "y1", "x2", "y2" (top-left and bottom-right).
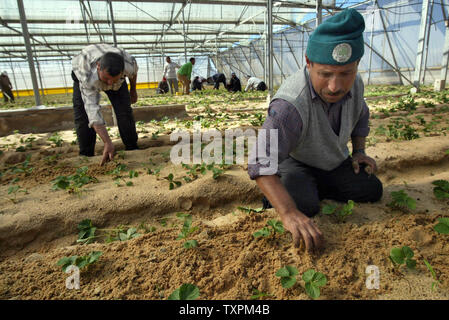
[
  {"x1": 262, "y1": 196, "x2": 273, "y2": 209},
  {"x1": 125, "y1": 145, "x2": 139, "y2": 151}
]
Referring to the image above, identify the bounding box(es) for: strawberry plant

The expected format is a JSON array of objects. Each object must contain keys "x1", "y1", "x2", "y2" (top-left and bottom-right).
[
  {"x1": 253, "y1": 219, "x2": 284, "y2": 238},
  {"x1": 166, "y1": 173, "x2": 182, "y2": 190},
  {"x1": 388, "y1": 190, "x2": 416, "y2": 212},
  {"x1": 322, "y1": 200, "x2": 354, "y2": 222},
  {"x1": 168, "y1": 283, "x2": 200, "y2": 300},
  {"x1": 118, "y1": 227, "x2": 140, "y2": 241},
  {"x1": 302, "y1": 269, "x2": 327, "y2": 299},
  {"x1": 52, "y1": 166, "x2": 98, "y2": 194},
  {"x1": 6, "y1": 184, "x2": 28, "y2": 203},
  {"x1": 77, "y1": 219, "x2": 97, "y2": 244},
  {"x1": 276, "y1": 265, "x2": 298, "y2": 289},
  {"x1": 431, "y1": 180, "x2": 449, "y2": 200},
  {"x1": 176, "y1": 213, "x2": 198, "y2": 248},
  {"x1": 48, "y1": 132, "x2": 64, "y2": 147},
  {"x1": 56, "y1": 251, "x2": 102, "y2": 272},
  {"x1": 390, "y1": 246, "x2": 417, "y2": 270},
  {"x1": 433, "y1": 217, "x2": 449, "y2": 234}
]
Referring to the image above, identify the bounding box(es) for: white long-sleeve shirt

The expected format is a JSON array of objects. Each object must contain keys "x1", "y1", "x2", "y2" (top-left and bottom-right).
[
  {"x1": 72, "y1": 44, "x2": 138, "y2": 128},
  {"x1": 163, "y1": 61, "x2": 181, "y2": 79},
  {"x1": 245, "y1": 77, "x2": 263, "y2": 91}
]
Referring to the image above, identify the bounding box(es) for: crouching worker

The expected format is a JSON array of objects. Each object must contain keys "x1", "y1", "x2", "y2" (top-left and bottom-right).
[
  {"x1": 247, "y1": 9, "x2": 383, "y2": 253},
  {"x1": 157, "y1": 77, "x2": 169, "y2": 94},
  {"x1": 71, "y1": 44, "x2": 139, "y2": 165}
]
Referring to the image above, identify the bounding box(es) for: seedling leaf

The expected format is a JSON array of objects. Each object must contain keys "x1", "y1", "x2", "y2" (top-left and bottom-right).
[{"x1": 168, "y1": 284, "x2": 200, "y2": 300}]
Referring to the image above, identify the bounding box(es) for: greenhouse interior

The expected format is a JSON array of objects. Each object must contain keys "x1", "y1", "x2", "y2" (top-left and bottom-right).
[{"x1": 1, "y1": 0, "x2": 449, "y2": 302}]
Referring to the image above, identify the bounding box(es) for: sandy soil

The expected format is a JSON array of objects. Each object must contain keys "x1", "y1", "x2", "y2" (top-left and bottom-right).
[{"x1": 0, "y1": 96, "x2": 449, "y2": 300}]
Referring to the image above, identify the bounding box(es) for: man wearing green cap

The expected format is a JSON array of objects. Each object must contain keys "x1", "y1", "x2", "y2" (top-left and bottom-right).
[{"x1": 248, "y1": 9, "x2": 383, "y2": 252}]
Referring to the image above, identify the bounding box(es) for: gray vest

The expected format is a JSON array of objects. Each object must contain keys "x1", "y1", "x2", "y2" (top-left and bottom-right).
[{"x1": 272, "y1": 68, "x2": 365, "y2": 171}]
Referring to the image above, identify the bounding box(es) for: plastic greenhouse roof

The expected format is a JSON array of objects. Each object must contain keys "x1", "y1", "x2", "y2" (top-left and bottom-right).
[{"x1": 0, "y1": 0, "x2": 337, "y2": 61}]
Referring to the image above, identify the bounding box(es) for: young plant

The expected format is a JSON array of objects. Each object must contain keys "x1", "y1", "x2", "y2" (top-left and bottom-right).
[
  {"x1": 176, "y1": 213, "x2": 199, "y2": 248},
  {"x1": 433, "y1": 217, "x2": 449, "y2": 234},
  {"x1": 48, "y1": 132, "x2": 64, "y2": 147},
  {"x1": 302, "y1": 269, "x2": 328, "y2": 299},
  {"x1": 56, "y1": 251, "x2": 103, "y2": 272},
  {"x1": 423, "y1": 259, "x2": 441, "y2": 291},
  {"x1": 166, "y1": 173, "x2": 182, "y2": 190},
  {"x1": 52, "y1": 166, "x2": 98, "y2": 194},
  {"x1": 253, "y1": 219, "x2": 285, "y2": 238},
  {"x1": 389, "y1": 246, "x2": 417, "y2": 270},
  {"x1": 77, "y1": 219, "x2": 97, "y2": 244},
  {"x1": 168, "y1": 284, "x2": 200, "y2": 300},
  {"x1": 322, "y1": 200, "x2": 354, "y2": 222},
  {"x1": 388, "y1": 190, "x2": 416, "y2": 212},
  {"x1": 118, "y1": 227, "x2": 141, "y2": 241},
  {"x1": 6, "y1": 184, "x2": 28, "y2": 203},
  {"x1": 275, "y1": 265, "x2": 299, "y2": 289},
  {"x1": 431, "y1": 180, "x2": 449, "y2": 200}
]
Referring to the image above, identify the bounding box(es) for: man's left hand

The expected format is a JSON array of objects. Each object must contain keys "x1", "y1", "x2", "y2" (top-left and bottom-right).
[
  {"x1": 352, "y1": 152, "x2": 377, "y2": 175},
  {"x1": 130, "y1": 89, "x2": 138, "y2": 104}
]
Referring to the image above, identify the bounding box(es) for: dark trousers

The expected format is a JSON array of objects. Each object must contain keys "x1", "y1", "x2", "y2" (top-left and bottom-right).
[
  {"x1": 214, "y1": 75, "x2": 226, "y2": 89},
  {"x1": 256, "y1": 81, "x2": 267, "y2": 91},
  {"x1": 263, "y1": 156, "x2": 383, "y2": 217},
  {"x1": 72, "y1": 71, "x2": 138, "y2": 157},
  {"x1": 1, "y1": 87, "x2": 14, "y2": 102}
]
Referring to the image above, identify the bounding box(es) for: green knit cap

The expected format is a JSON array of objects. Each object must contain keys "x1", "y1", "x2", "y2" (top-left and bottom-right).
[{"x1": 306, "y1": 8, "x2": 365, "y2": 65}]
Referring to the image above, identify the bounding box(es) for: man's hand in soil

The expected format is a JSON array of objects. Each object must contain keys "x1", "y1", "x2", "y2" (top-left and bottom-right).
[
  {"x1": 352, "y1": 152, "x2": 377, "y2": 175},
  {"x1": 101, "y1": 141, "x2": 115, "y2": 166},
  {"x1": 280, "y1": 209, "x2": 324, "y2": 252}
]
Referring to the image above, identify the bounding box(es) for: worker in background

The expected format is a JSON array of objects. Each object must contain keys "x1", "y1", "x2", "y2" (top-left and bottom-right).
[
  {"x1": 208, "y1": 73, "x2": 227, "y2": 90},
  {"x1": 163, "y1": 56, "x2": 181, "y2": 95},
  {"x1": 1, "y1": 71, "x2": 15, "y2": 103},
  {"x1": 177, "y1": 58, "x2": 195, "y2": 95},
  {"x1": 71, "y1": 43, "x2": 139, "y2": 165},
  {"x1": 245, "y1": 75, "x2": 267, "y2": 92},
  {"x1": 191, "y1": 76, "x2": 203, "y2": 91},
  {"x1": 156, "y1": 77, "x2": 169, "y2": 94},
  {"x1": 228, "y1": 72, "x2": 242, "y2": 93}
]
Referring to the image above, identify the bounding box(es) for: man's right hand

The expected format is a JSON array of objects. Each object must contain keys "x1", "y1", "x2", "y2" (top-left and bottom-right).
[
  {"x1": 279, "y1": 209, "x2": 324, "y2": 253},
  {"x1": 100, "y1": 142, "x2": 115, "y2": 166}
]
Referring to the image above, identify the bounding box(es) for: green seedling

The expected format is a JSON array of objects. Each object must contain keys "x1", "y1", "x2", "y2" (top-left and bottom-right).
[
  {"x1": 52, "y1": 166, "x2": 98, "y2": 194},
  {"x1": 276, "y1": 265, "x2": 299, "y2": 289},
  {"x1": 56, "y1": 251, "x2": 102, "y2": 272},
  {"x1": 6, "y1": 184, "x2": 28, "y2": 203},
  {"x1": 118, "y1": 227, "x2": 141, "y2": 241},
  {"x1": 8, "y1": 154, "x2": 33, "y2": 176},
  {"x1": 250, "y1": 289, "x2": 275, "y2": 300},
  {"x1": 322, "y1": 200, "x2": 354, "y2": 222},
  {"x1": 168, "y1": 283, "x2": 200, "y2": 300},
  {"x1": 48, "y1": 132, "x2": 64, "y2": 147},
  {"x1": 389, "y1": 246, "x2": 417, "y2": 270},
  {"x1": 253, "y1": 219, "x2": 284, "y2": 238},
  {"x1": 433, "y1": 217, "x2": 449, "y2": 234},
  {"x1": 388, "y1": 190, "x2": 416, "y2": 212},
  {"x1": 183, "y1": 240, "x2": 198, "y2": 248},
  {"x1": 151, "y1": 130, "x2": 160, "y2": 140},
  {"x1": 159, "y1": 218, "x2": 167, "y2": 227},
  {"x1": 117, "y1": 150, "x2": 126, "y2": 160},
  {"x1": 43, "y1": 154, "x2": 61, "y2": 165},
  {"x1": 138, "y1": 222, "x2": 156, "y2": 233},
  {"x1": 146, "y1": 167, "x2": 161, "y2": 177},
  {"x1": 431, "y1": 180, "x2": 449, "y2": 200},
  {"x1": 237, "y1": 206, "x2": 264, "y2": 214},
  {"x1": 77, "y1": 219, "x2": 97, "y2": 244},
  {"x1": 176, "y1": 213, "x2": 198, "y2": 241},
  {"x1": 302, "y1": 269, "x2": 328, "y2": 299},
  {"x1": 166, "y1": 173, "x2": 182, "y2": 190},
  {"x1": 423, "y1": 259, "x2": 441, "y2": 291}
]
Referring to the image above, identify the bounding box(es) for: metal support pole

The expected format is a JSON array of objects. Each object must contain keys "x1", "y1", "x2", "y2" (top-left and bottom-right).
[
  {"x1": 273, "y1": 50, "x2": 286, "y2": 80},
  {"x1": 108, "y1": 0, "x2": 117, "y2": 47},
  {"x1": 240, "y1": 46, "x2": 256, "y2": 76},
  {"x1": 439, "y1": 18, "x2": 449, "y2": 91},
  {"x1": 9, "y1": 58, "x2": 19, "y2": 98},
  {"x1": 59, "y1": 60, "x2": 68, "y2": 94},
  {"x1": 413, "y1": 0, "x2": 431, "y2": 88},
  {"x1": 376, "y1": 0, "x2": 402, "y2": 85},
  {"x1": 17, "y1": 0, "x2": 41, "y2": 106},
  {"x1": 316, "y1": 0, "x2": 322, "y2": 27},
  {"x1": 251, "y1": 42, "x2": 264, "y2": 74},
  {"x1": 283, "y1": 32, "x2": 301, "y2": 70},
  {"x1": 422, "y1": 0, "x2": 434, "y2": 84},
  {"x1": 267, "y1": 0, "x2": 273, "y2": 96},
  {"x1": 182, "y1": 8, "x2": 187, "y2": 63},
  {"x1": 146, "y1": 56, "x2": 150, "y2": 88},
  {"x1": 367, "y1": 8, "x2": 375, "y2": 85}
]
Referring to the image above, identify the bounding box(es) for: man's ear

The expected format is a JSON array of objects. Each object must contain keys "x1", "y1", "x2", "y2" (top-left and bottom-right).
[{"x1": 305, "y1": 55, "x2": 312, "y2": 70}]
